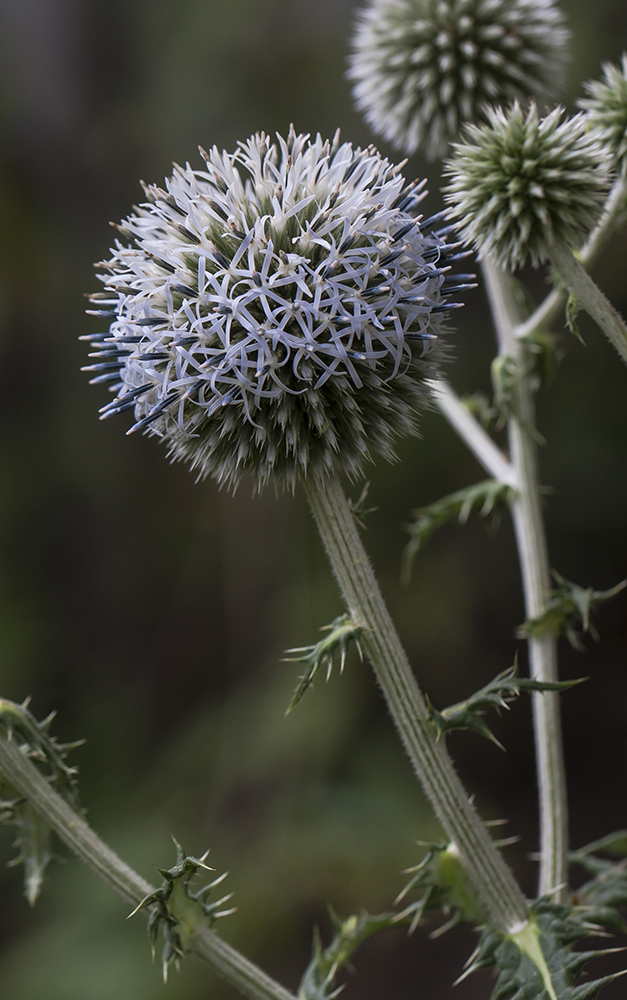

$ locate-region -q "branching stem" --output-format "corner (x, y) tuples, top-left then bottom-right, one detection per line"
(482, 258), (568, 900)
(304, 473), (528, 931)
(0, 733), (296, 1000)
(515, 176), (627, 341)
(429, 378), (518, 488)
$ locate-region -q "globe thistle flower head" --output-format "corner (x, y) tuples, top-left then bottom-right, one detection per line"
(84, 128), (470, 491)
(579, 54), (627, 175)
(443, 103), (613, 270)
(348, 0), (569, 161)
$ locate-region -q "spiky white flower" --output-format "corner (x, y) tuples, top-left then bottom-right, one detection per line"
(579, 54), (627, 175)
(348, 0), (569, 160)
(444, 103), (612, 270)
(84, 129), (470, 490)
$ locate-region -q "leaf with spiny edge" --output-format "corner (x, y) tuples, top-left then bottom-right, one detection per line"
(427, 662), (583, 748)
(523, 328), (561, 388)
(394, 841), (487, 935)
(298, 910), (402, 1000)
(284, 614), (366, 713)
(518, 573), (627, 649)
(565, 293), (586, 345)
(461, 391), (500, 431)
(462, 900), (627, 1000)
(491, 353), (522, 422)
(570, 830), (627, 933)
(347, 481), (378, 530)
(128, 837), (234, 982)
(403, 478), (513, 582)
(0, 698), (83, 904)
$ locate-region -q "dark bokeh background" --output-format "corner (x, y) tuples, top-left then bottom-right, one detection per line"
(0, 1), (626, 997)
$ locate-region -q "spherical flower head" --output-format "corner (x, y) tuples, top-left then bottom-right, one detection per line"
(443, 103), (612, 270)
(579, 54), (627, 176)
(348, 0), (569, 160)
(84, 129), (469, 491)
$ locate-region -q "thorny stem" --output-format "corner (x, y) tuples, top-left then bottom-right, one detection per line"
(0, 733), (296, 1000)
(304, 473), (528, 932)
(428, 377), (518, 488)
(547, 239), (627, 366)
(482, 258), (568, 900)
(515, 175), (627, 341)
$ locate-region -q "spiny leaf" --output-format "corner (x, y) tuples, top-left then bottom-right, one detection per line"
(518, 573), (626, 649)
(465, 901), (627, 1000)
(461, 391), (500, 430)
(0, 698), (83, 904)
(403, 479), (513, 582)
(284, 614), (366, 713)
(394, 841), (486, 934)
(491, 348), (547, 442)
(491, 353), (522, 421)
(128, 838), (234, 982)
(523, 328), (560, 388)
(427, 663), (582, 748)
(565, 293), (586, 345)
(347, 481), (377, 530)
(570, 830), (627, 933)
(298, 911), (401, 1000)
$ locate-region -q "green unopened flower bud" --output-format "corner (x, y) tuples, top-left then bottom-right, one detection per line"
(579, 54), (627, 175)
(85, 129), (470, 491)
(348, 0), (569, 160)
(444, 103), (612, 270)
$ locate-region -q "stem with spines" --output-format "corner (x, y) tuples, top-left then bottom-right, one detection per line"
(515, 176), (627, 342)
(0, 732), (296, 1000)
(482, 258), (568, 900)
(546, 239), (627, 366)
(304, 473), (528, 932)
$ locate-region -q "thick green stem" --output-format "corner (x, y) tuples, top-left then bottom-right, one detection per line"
(547, 239), (627, 366)
(515, 176), (627, 341)
(304, 474), (528, 931)
(0, 734), (296, 1000)
(482, 259), (568, 900)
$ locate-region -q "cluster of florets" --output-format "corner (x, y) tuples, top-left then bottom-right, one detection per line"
(85, 129), (470, 490)
(580, 54), (627, 175)
(444, 103), (612, 270)
(348, 0), (569, 160)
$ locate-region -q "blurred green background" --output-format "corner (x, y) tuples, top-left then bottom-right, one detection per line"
(0, 0), (626, 997)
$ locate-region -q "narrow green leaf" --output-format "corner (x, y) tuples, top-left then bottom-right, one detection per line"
(0, 698), (82, 904)
(403, 479), (513, 582)
(518, 573), (627, 648)
(128, 839), (233, 982)
(565, 293), (586, 345)
(427, 664), (583, 748)
(299, 911), (401, 1000)
(283, 614), (366, 712)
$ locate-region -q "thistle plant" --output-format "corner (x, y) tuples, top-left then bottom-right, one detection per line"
(580, 53), (627, 175)
(443, 103), (612, 270)
(2, 3), (627, 1000)
(348, 0), (569, 158)
(84, 128), (467, 490)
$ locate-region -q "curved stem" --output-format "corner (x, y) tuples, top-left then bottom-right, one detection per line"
(515, 176), (627, 341)
(0, 733), (296, 1000)
(482, 259), (568, 900)
(304, 473), (528, 932)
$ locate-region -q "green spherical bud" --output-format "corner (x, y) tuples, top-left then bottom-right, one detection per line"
(579, 54), (627, 175)
(348, 0), (569, 160)
(84, 129), (470, 491)
(443, 103), (612, 270)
